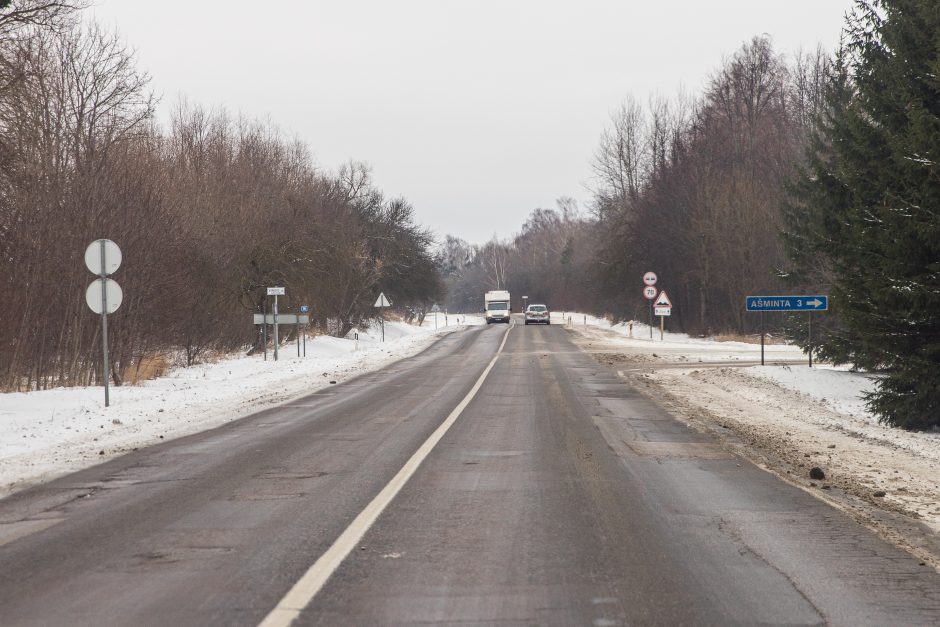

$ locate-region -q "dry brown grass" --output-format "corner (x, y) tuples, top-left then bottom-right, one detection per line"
(125, 354), (171, 384)
(712, 333), (788, 345)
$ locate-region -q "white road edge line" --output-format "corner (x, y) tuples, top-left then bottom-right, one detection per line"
(258, 323), (514, 627)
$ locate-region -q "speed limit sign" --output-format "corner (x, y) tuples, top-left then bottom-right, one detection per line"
(643, 285), (657, 299)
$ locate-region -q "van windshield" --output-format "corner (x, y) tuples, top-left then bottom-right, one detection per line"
(487, 302), (509, 310)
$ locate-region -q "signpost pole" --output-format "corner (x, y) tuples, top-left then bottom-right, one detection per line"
(649, 301), (653, 339)
(99, 241), (110, 408)
(381, 310), (385, 343)
(303, 323), (306, 357)
(808, 312), (813, 368)
(760, 311), (765, 366)
(262, 302), (268, 361)
(660, 313), (664, 341)
(273, 294), (279, 361)
(296, 316), (300, 357)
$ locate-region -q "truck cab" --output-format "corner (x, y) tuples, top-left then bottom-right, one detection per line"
(484, 290), (511, 324)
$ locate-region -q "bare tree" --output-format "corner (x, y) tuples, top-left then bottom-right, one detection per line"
(0, 1), (86, 36)
(591, 95), (647, 215)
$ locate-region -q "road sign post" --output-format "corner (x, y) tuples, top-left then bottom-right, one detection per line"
(374, 292), (391, 342)
(745, 295), (828, 367)
(300, 305), (309, 356)
(643, 272), (657, 339)
(809, 311), (813, 368)
(431, 303), (441, 330)
(267, 287), (285, 360)
(262, 301), (268, 361)
(84, 239), (122, 407)
(253, 312), (309, 361)
(654, 290), (672, 341)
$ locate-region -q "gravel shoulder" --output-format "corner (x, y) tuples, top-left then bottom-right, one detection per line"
(568, 324), (940, 571)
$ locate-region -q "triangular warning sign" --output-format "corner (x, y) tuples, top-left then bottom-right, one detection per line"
(374, 292), (391, 308)
(654, 290), (672, 307)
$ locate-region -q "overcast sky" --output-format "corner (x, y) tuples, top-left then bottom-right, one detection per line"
(90, 1), (853, 245)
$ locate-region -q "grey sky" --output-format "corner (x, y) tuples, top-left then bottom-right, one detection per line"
(90, 1), (853, 245)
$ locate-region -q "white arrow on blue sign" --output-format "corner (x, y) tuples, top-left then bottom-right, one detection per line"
(746, 295), (828, 311)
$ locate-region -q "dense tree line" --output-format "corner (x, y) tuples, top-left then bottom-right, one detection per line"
(590, 37), (830, 335)
(439, 198), (604, 314)
(784, 0), (940, 429)
(0, 2), (442, 391)
(445, 36), (829, 330)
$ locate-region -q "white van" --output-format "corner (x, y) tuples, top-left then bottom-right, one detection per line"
(484, 290), (511, 324)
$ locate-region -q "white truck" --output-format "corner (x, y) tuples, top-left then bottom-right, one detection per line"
(484, 290), (511, 324)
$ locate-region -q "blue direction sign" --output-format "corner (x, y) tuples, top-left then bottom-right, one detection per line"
(746, 295), (828, 312)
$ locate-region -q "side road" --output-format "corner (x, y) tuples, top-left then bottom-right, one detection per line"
(568, 324), (940, 571)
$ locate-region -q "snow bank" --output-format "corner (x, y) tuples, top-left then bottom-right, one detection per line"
(0, 319), (470, 497)
(557, 311), (806, 362)
(747, 365), (878, 423)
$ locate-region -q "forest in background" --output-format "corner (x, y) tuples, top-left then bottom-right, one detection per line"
(0, 2), (442, 391)
(443, 34), (828, 334)
(443, 1), (940, 429)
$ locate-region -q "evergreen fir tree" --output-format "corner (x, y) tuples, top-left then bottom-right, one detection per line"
(784, 0), (940, 429)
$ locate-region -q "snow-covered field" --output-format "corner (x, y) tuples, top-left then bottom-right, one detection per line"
(0, 314), (483, 497)
(566, 314), (940, 551)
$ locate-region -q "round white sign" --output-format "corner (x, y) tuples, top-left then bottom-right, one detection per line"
(84, 239), (122, 276)
(643, 286), (657, 299)
(643, 271), (657, 286)
(85, 278), (123, 314)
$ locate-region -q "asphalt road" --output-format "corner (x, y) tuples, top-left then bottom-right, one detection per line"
(2, 321), (940, 626)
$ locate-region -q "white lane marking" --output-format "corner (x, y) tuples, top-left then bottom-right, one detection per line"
(259, 323), (513, 627)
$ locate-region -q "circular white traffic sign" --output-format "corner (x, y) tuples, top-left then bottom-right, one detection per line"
(643, 285), (657, 299)
(643, 271), (657, 286)
(84, 239), (122, 276)
(85, 278), (123, 314)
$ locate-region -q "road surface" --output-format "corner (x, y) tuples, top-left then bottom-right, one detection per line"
(1, 322), (939, 625)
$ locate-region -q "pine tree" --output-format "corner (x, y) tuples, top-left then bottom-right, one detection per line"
(784, 0), (940, 429)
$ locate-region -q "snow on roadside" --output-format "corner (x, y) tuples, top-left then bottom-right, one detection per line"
(563, 311), (806, 362)
(0, 316), (482, 498)
(747, 365), (876, 423)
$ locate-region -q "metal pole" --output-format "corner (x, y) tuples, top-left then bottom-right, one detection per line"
(760, 311), (765, 366)
(303, 323), (306, 357)
(660, 314), (664, 341)
(296, 317), (300, 357)
(381, 309), (385, 342)
(262, 301), (268, 361)
(808, 312), (813, 368)
(99, 241), (110, 408)
(273, 294), (279, 361)
(649, 301), (653, 339)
